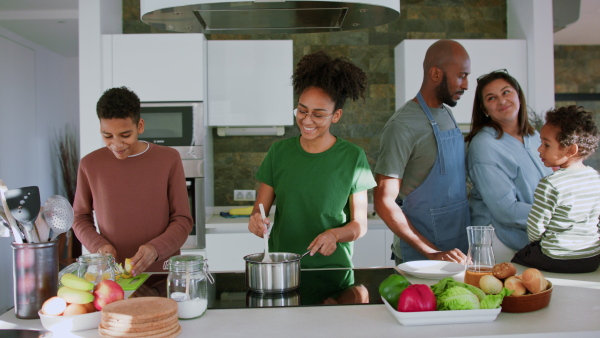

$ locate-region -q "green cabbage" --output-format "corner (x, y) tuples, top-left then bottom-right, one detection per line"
(431, 277), (486, 301)
(459, 282), (487, 301)
(480, 288), (514, 309)
(436, 286), (480, 311)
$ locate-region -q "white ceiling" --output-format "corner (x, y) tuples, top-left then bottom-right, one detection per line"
(0, 0), (598, 58)
(0, 0), (79, 57)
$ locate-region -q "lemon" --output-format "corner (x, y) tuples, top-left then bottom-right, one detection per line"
(84, 272), (97, 282)
(124, 258), (133, 274)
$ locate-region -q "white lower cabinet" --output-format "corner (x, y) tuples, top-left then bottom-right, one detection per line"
(205, 233), (263, 272)
(204, 223), (395, 271)
(352, 228), (396, 268)
(180, 248), (207, 258)
(384, 229), (397, 267)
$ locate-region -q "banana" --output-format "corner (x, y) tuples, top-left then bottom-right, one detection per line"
(61, 273), (94, 292)
(57, 286), (94, 304)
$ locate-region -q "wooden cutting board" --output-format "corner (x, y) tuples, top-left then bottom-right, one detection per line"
(117, 273), (150, 291)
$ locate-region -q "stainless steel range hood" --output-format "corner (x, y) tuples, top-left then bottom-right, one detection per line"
(140, 0), (400, 34)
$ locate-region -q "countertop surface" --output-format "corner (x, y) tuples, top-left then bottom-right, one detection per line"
(1, 264), (599, 337)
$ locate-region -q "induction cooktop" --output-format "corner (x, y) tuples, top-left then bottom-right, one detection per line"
(130, 267), (399, 309)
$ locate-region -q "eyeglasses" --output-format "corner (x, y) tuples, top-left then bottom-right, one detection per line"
(293, 108), (333, 125)
(477, 69), (509, 82)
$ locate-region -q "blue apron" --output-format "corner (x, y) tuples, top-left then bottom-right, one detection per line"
(397, 92), (470, 262)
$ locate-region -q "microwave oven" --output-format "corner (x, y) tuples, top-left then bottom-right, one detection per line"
(139, 102), (204, 147)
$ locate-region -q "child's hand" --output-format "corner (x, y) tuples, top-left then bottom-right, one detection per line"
(97, 243), (117, 259)
(130, 243), (158, 276)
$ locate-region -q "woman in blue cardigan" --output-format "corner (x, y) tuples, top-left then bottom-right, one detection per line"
(465, 70), (552, 263)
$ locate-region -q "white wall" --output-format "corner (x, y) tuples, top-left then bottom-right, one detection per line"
(395, 39), (528, 125)
(507, 0), (555, 117)
(0, 27), (79, 313)
(79, 0), (122, 159)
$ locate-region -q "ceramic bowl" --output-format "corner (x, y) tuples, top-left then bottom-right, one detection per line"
(501, 281), (553, 313)
(38, 310), (101, 332)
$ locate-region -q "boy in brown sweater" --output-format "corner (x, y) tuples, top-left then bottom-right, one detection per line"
(73, 87), (193, 274)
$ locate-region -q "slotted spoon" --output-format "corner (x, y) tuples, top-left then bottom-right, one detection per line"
(43, 195), (74, 242)
(259, 203), (273, 263)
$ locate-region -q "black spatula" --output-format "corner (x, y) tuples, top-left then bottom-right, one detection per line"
(4, 186), (41, 243)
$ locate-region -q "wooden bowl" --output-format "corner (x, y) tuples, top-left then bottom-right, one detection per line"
(501, 281), (553, 313)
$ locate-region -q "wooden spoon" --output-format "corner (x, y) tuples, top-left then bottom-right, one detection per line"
(259, 204), (273, 263)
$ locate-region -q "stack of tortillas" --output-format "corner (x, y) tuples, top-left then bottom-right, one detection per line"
(98, 297), (181, 337)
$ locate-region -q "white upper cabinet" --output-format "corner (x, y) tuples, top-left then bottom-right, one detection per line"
(207, 40), (294, 127)
(102, 33), (205, 102)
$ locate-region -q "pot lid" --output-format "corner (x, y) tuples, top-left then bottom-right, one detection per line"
(140, 0), (400, 34)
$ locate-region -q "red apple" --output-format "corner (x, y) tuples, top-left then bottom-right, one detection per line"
(92, 280), (124, 311)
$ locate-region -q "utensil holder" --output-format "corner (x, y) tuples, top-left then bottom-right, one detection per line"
(11, 240), (59, 319)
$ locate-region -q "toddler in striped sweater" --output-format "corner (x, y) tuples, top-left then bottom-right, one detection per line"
(512, 105), (600, 273)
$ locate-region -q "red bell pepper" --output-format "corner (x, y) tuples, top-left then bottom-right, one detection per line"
(397, 284), (437, 312)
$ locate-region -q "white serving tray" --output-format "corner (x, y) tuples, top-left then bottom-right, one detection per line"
(382, 297), (501, 326)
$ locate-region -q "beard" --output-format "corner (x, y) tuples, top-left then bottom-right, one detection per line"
(436, 73), (458, 107)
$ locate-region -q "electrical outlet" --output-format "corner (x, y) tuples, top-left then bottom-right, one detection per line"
(234, 189), (256, 201)
(234, 190), (244, 201)
(245, 190), (256, 201)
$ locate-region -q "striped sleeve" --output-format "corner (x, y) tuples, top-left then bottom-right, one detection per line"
(527, 179), (557, 242)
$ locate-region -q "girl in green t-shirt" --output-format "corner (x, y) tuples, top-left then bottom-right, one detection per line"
(247, 51), (376, 269)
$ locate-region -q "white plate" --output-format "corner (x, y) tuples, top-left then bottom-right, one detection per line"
(397, 260), (465, 279)
(382, 297), (501, 326)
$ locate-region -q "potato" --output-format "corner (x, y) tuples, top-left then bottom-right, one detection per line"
(83, 301), (97, 313)
(504, 275), (527, 296)
(492, 262), (517, 279)
(479, 274), (504, 295)
(41, 296), (67, 316)
(63, 303), (88, 316)
(521, 268), (548, 294)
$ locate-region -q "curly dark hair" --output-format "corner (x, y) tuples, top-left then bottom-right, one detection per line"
(96, 87), (141, 124)
(545, 105), (599, 159)
(292, 51), (367, 111)
(465, 71), (534, 144)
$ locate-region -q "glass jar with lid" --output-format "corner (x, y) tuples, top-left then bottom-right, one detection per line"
(164, 255), (214, 319)
(59, 253), (116, 285)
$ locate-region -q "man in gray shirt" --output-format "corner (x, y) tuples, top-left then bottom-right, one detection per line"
(374, 39), (471, 263)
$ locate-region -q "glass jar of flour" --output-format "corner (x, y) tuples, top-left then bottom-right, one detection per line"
(164, 255), (213, 319)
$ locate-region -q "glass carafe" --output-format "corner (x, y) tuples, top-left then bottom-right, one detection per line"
(59, 253), (116, 285)
(464, 226), (495, 288)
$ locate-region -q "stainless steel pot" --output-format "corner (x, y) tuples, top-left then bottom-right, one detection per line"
(246, 289), (300, 307)
(244, 252), (307, 293)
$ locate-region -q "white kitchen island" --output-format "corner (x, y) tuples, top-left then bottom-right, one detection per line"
(1, 265), (599, 337)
